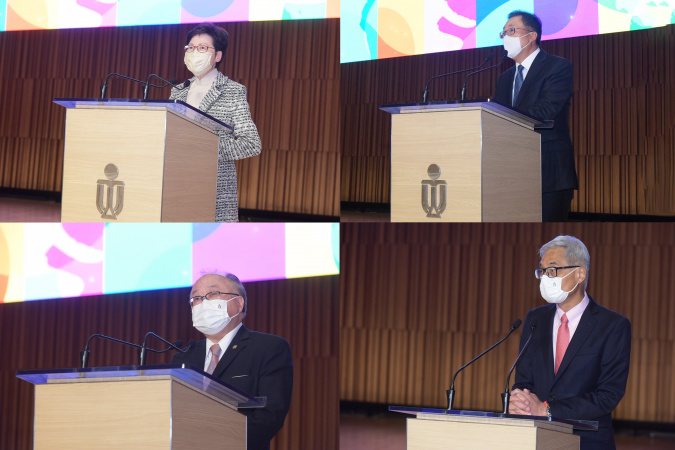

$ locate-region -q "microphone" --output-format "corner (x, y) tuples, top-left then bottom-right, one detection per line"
(139, 332), (192, 365)
(502, 318), (537, 414)
(142, 74), (181, 100)
(460, 49), (507, 101)
(80, 333), (145, 368)
(422, 52), (495, 103)
(446, 318), (522, 411)
(80, 334), (188, 368)
(99, 73), (174, 99)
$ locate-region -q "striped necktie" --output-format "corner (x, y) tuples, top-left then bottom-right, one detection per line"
(206, 344), (221, 375)
(513, 65), (524, 107)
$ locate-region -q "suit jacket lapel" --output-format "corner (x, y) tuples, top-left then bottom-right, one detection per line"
(199, 72), (228, 113)
(172, 79), (191, 103)
(515, 50), (547, 108)
(552, 296), (599, 384)
(540, 305), (556, 389)
(212, 325), (249, 379)
(184, 340), (207, 369)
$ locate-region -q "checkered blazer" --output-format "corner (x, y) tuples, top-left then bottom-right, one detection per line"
(170, 71), (261, 222)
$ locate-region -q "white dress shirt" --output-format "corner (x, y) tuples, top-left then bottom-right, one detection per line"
(204, 322), (243, 371)
(512, 46), (540, 100)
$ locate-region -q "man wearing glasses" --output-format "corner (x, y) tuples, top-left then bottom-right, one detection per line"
(170, 23), (262, 222)
(493, 11), (578, 222)
(173, 273), (293, 450)
(508, 235), (631, 449)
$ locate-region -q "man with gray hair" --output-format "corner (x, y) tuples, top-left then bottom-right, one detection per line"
(173, 273), (293, 450)
(508, 235), (631, 449)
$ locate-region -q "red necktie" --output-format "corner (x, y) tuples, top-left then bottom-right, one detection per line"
(206, 344), (221, 375)
(555, 314), (569, 375)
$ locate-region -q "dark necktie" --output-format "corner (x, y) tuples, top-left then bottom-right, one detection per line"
(513, 65), (524, 107)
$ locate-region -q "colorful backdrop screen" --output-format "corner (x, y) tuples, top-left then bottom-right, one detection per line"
(0, 0), (340, 32)
(341, 0), (675, 63)
(0, 222), (339, 303)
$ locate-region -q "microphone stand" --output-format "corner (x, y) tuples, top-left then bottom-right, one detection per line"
(460, 50), (507, 101)
(422, 52), (493, 103)
(447, 319), (521, 410)
(139, 331), (190, 365)
(142, 74), (180, 100)
(502, 320), (537, 413)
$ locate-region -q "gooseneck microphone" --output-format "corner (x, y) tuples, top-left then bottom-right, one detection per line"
(422, 52), (494, 103)
(99, 73), (180, 99)
(81, 333), (143, 368)
(138, 332), (192, 365)
(460, 49), (507, 101)
(446, 318), (522, 411)
(80, 333), (189, 368)
(502, 318), (537, 413)
(142, 74), (181, 100)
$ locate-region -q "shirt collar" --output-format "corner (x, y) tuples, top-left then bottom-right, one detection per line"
(556, 291), (589, 322)
(206, 322), (243, 354)
(517, 46), (540, 73)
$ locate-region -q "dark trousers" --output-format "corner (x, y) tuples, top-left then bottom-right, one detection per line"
(542, 189), (575, 222)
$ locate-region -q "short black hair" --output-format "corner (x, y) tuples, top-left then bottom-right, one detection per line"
(508, 10), (542, 46)
(186, 23), (229, 69)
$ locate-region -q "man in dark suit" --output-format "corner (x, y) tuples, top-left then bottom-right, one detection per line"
(509, 235), (631, 449)
(173, 273), (293, 450)
(493, 11), (579, 221)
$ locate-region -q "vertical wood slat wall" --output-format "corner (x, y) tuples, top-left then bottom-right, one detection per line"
(341, 25), (675, 216)
(340, 223), (675, 422)
(0, 275), (339, 450)
(0, 19), (339, 216)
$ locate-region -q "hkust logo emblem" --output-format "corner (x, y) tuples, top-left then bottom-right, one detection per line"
(421, 164), (447, 218)
(96, 163), (125, 219)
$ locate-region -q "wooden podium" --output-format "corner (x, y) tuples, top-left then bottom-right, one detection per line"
(390, 407), (598, 450)
(54, 99), (233, 222)
(381, 101), (548, 222)
(17, 365), (266, 449)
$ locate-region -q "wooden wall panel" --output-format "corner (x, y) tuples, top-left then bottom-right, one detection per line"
(340, 223), (675, 422)
(341, 25), (675, 216)
(0, 275), (339, 450)
(0, 19), (339, 216)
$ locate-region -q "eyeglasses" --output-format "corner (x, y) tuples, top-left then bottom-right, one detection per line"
(189, 291), (239, 307)
(534, 266), (580, 279)
(184, 44), (216, 53)
(499, 27), (532, 39)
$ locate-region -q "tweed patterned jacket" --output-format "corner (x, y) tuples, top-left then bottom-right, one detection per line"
(169, 71), (261, 222)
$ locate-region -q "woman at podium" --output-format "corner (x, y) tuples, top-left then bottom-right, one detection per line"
(170, 23), (262, 222)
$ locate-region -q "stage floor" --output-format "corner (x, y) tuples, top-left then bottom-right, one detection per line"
(0, 197), (60, 222)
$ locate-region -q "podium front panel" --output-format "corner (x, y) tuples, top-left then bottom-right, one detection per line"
(391, 109), (483, 222)
(61, 109), (168, 222)
(34, 379), (172, 448)
(407, 416), (579, 449)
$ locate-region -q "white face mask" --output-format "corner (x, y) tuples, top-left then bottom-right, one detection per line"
(184, 50), (214, 78)
(503, 32), (532, 59)
(191, 296), (239, 335)
(539, 268), (579, 304)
